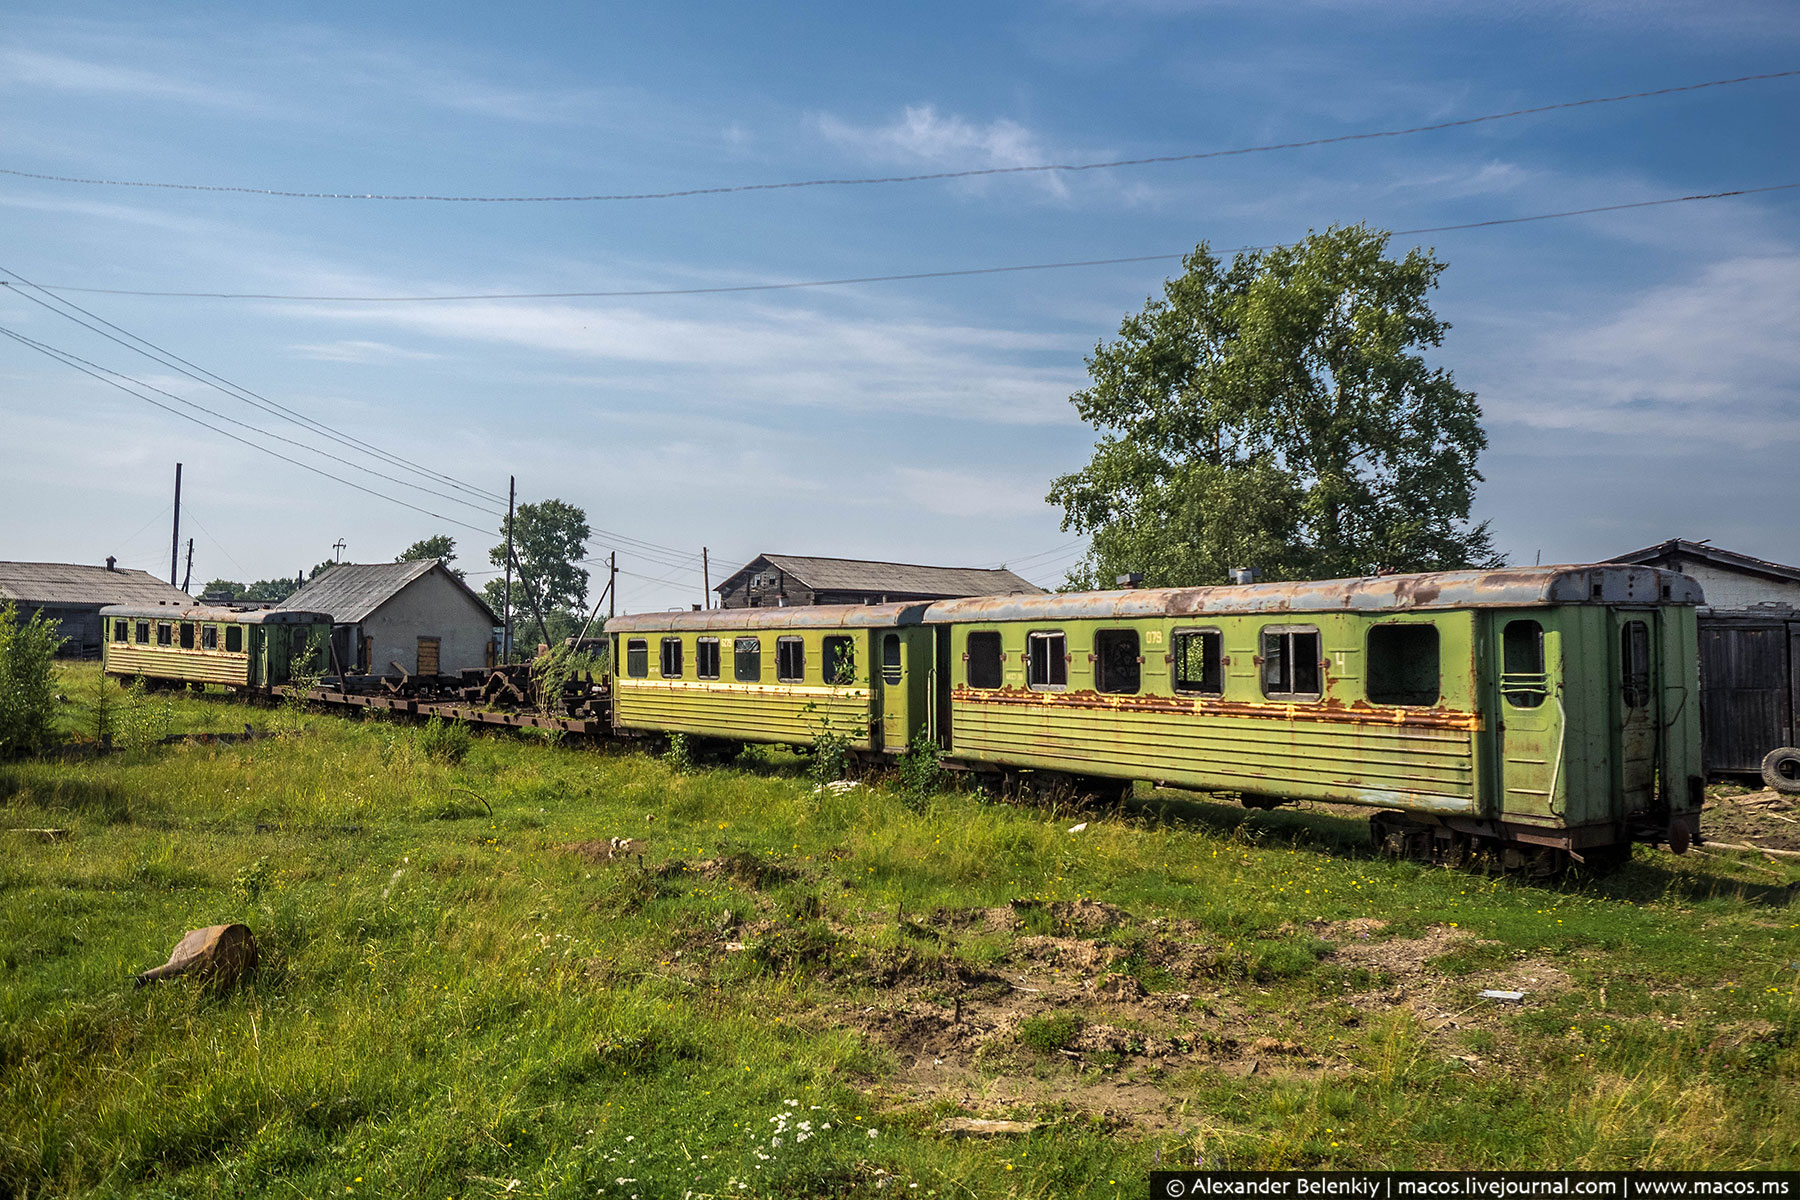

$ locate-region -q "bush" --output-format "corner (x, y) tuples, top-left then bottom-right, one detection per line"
(0, 601), (65, 760)
(897, 728), (946, 804)
(416, 716), (472, 763)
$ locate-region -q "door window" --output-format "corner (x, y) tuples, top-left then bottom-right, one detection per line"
(1501, 620), (1547, 708)
(881, 634), (902, 685)
(1621, 620), (1651, 708)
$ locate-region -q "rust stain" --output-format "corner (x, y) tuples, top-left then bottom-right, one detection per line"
(949, 686), (1482, 731)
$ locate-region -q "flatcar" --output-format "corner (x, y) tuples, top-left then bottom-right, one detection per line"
(609, 565), (1705, 871)
(100, 603), (333, 691)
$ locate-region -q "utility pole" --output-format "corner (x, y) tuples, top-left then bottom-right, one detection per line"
(702, 546), (710, 610)
(181, 538), (194, 593)
(502, 475), (516, 662)
(332, 538), (346, 563)
(169, 462), (183, 585)
(608, 552), (617, 619)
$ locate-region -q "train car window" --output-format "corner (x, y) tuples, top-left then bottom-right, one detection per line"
(660, 637), (683, 678)
(777, 636), (805, 682)
(179, 622), (196, 650)
(1173, 630), (1223, 695)
(1095, 629), (1140, 695)
(157, 623), (173, 647)
(735, 637), (762, 682)
(1261, 627), (1322, 699)
(112, 620), (127, 643)
(697, 637), (720, 680)
(966, 632), (1003, 689)
(625, 638), (649, 678)
(136, 620), (150, 643)
(1621, 620), (1651, 708)
(1367, 624), (1440, 706)
(1501, 620), (1547, 708)
(1027, 631), (1068, 690)
(202, 625), (219, 650)
(226, 626), (243, 653)
(881, 635), (903, 684)
(823, 636), (856, 685)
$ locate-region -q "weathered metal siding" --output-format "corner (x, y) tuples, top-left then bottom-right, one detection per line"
(947, 611), (1481, 812)
(104, 641), (251, 686)
(612, 628), (876, 748)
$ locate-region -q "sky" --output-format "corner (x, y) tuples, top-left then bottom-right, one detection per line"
(2, 2), (1796, 615)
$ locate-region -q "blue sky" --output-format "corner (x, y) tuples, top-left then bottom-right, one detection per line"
(2, 2), (1796, 613)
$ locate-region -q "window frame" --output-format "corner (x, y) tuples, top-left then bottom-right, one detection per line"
(624, 638), (649, 679)
(1093, 628), (1141, 695)
(776, 636), (805, 683)
(111, 619), (128, 643)
(201, 624), (219, 651)
(157, 622), (173, 647)
(965, 630), (1004, 690)
(734, 636), (762, 683)
(696, 636), (721, 680)
(1365, 622), (1441, 708)
(822, 635), (856, 686)
(1620, 620), (1651, 709)
(135, 620), (150, 644)
(1259, 625), (1323, 701)
(1026, 630), (1068, 692)
(1172, 627), (1225, 697)
(1501, 619), (1548, 709)
(226, 625), (243, 653)
(880, 634), (903, 685)
(660, 636), (683, 679)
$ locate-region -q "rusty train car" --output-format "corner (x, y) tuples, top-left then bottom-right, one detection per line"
(609, 565), (1705, 871)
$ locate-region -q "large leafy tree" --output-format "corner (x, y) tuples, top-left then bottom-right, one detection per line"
(1048, 225), (1499, 589)
(397, 534), (462, 579)
(483, 500), (591, 643)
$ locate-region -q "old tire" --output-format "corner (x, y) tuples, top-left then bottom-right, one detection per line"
(1762, 747), (1800, 796)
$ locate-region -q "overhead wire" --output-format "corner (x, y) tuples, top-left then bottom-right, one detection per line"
(1, 69), (1792, 203)
(0, 264), (508, 507)
(21, 181), (1797, 304)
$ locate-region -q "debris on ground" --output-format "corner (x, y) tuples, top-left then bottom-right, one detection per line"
(135, 924), (258, 991)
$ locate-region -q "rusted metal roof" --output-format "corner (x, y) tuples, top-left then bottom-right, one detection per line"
(921, 566), (1703, 624)
(100, 604), (331, 625)
(0, 561), (192, 608)
(717, 553), (1043, 599)
(607, 602), (932, 634)
(275, 560), (498, 625)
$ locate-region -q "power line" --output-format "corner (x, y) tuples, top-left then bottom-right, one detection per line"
(22, 181), (1798, 304)
(0, 265), (509, 507)
(0, 323), (496, 537)
(2, 69), (1792, 203)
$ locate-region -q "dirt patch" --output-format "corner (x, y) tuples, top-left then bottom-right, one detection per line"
(1702, 788), (1800, 853)
(1015, 935), (1129, 975)
(1010, 897), (1132, 935)
(1326, 923), (1474, 979)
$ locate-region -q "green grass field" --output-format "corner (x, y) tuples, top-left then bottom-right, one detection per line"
(2, 664), (1797, 1198)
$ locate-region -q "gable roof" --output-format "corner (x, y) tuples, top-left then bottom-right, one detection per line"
(0, 561), (192, 608)
(718, 553), (1044, 599)
(1607, 539), (1800, 586)
(277, 560), (497, 625)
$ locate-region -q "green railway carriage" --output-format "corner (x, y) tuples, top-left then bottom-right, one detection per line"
(100, 604), (333, 690)
(606, 604), (936, 753)
(922, 565), (1705, 865)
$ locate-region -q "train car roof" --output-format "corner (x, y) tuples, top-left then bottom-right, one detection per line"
(99, 603), (334, 624)
(921, 565), (1704, 624)
(606, 601), (932, 634)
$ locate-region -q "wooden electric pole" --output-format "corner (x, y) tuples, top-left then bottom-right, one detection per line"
(608, 552), (617, 619)
(702, 546), (709, 610)
(181, 538), (193, 593)
(169, 462), (183, 585)
(502, 475), (516, 662)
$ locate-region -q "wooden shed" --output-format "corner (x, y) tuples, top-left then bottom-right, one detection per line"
(0, 559), (193, 659)
(716, 553), (1043, 610)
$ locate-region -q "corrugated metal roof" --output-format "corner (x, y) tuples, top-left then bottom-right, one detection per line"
(921, 565), (1703, 624)
(607, 602), (931, 634)
(720, 554), (1044, 598)
(0, 561), (192, 608)
(276, 560), (498, 625)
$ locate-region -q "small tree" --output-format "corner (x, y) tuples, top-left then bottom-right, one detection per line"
(398, 535), (462, 579)
(1049, 225), (1499, 588)
(0, 602), (66, 759)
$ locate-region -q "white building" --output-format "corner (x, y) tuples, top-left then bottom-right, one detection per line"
(279, 560), (497, 677)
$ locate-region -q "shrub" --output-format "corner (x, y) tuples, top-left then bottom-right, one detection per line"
(897, 728), (945, 804)
(0, 602), (65, 759)
(417, 715), (472, 763)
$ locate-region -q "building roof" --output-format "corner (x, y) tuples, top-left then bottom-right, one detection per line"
(921, 564), (1703, 623)
(0, 560), (192, 608)
(276, 560), (498, 625)
(718, 553), (1044, 599)
(1607, 539), (1800, 586)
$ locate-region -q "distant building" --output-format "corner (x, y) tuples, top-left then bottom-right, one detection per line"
(1606, 539), (1800, 777)
(278, 560), (498, 676)
(0, 559), (192, 659)
(715, 553), (1044, 610)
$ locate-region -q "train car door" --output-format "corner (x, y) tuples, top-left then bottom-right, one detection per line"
(1612, 610), (1661, 811)
(1490, 613), (1562, 820)
(877, 629), (931, 753)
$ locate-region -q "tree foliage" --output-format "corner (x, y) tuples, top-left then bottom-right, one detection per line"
(0, 601), (65, 759)
(397, 535), (462, 578)
(483, 500), (592, 649)
(1048, 225), (1499, 589)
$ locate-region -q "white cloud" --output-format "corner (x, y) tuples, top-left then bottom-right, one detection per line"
(289, 340), (442, 364)
(815, 105), (1080, 198)
(0, 46), (251, 107)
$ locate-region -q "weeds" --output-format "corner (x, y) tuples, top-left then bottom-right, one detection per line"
(666, 732), (694, 773)
(897, 727), (946, 804)
(0, 600), (64, 759)
(416, 715), (472, 763)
